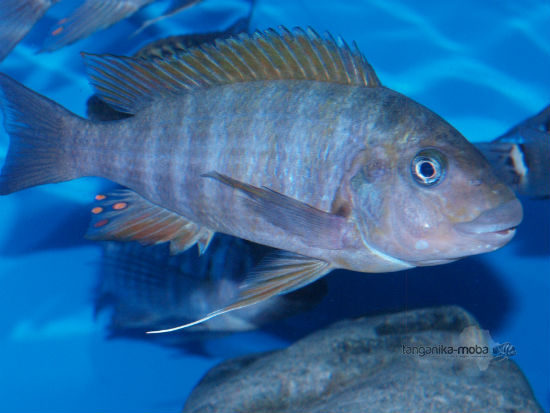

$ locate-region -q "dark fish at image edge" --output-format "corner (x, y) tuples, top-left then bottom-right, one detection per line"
(475, 105), (550, 199)
(0, 27), (523, 333)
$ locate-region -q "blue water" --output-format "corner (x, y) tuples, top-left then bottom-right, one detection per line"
(0, 0), (549, 411)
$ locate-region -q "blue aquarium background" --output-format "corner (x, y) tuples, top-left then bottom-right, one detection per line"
(0, 0), (548, 411)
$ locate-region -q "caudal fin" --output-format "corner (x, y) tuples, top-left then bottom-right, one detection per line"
(0, 74), (83, 195)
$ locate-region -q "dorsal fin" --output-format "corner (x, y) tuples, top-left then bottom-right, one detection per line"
(82, 26), (381, 114)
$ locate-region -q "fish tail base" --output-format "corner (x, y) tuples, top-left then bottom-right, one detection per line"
(0, 74), (83, 194)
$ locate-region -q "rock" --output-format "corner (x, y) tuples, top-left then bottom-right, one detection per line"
(183, 306), (542, 413)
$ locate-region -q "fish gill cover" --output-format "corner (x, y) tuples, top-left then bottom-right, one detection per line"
(0, 0), (548, 412)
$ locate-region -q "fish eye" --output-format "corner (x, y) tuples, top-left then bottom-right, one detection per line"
(411, 149), (447, 187)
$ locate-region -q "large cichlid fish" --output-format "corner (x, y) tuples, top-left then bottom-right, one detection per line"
(0, 27), (522, 332)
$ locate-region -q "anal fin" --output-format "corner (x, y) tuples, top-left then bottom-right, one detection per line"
(147, 251), (331, 333)
(87, 189), (214, 255)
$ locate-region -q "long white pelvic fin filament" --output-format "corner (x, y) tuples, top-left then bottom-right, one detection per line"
(146, 309), (228, 334)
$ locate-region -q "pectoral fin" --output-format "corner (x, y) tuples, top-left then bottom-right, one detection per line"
(87, 190), (214, 255)
(147, 251), (331, 333)
(202, 171), (346, 249)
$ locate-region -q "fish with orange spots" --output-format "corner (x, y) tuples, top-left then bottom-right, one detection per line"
(0, 0), (204, 59)
(42, 0), (203, 52)
(0, 27), (522, 332)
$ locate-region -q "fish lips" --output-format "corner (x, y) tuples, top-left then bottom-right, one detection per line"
(453, 199), (523, 244)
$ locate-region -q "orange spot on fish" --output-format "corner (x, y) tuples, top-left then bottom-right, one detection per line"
(91, 207), (103, 214)
(95, 194), (106, 201)
(113, 202), (127, 210)
(52, 27), (63, 36)
(94, 219), (109, 228)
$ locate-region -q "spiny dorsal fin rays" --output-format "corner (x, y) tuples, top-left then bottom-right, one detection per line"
(82, 26), (382, 114)
(147, 251), (331, 334)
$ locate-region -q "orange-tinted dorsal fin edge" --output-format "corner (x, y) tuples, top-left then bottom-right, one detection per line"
(82, 26), (381, 114)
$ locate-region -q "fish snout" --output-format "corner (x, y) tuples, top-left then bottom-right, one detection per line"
(453, 199), (523, 243)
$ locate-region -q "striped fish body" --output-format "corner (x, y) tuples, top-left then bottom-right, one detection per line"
(0, 28), (523, 331)
(81, 80), (406, 272)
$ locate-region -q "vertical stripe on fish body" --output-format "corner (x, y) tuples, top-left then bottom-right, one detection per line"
(85, 81), (373, 249)
(0, 27), (523, 331)
(84, 80), (382, 267)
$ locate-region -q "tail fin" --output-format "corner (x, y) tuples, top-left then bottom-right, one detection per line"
(0, 74), (82, 194)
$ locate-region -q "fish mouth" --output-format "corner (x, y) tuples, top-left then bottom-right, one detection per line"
(453, 199), (523, 243)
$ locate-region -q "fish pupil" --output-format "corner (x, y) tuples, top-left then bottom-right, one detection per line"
(419, 161), (436, 178)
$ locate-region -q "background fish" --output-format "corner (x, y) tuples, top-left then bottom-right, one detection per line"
(0, 0), (58, 62)
(96, 238), (326, 344)
(0, 28), (522, 331)
(0, 0), (206, 59)
(42, 0), (203, 52)
(475, 105), (549, 199)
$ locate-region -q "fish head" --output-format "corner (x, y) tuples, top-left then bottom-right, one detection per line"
(350, 94), (523, 266)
